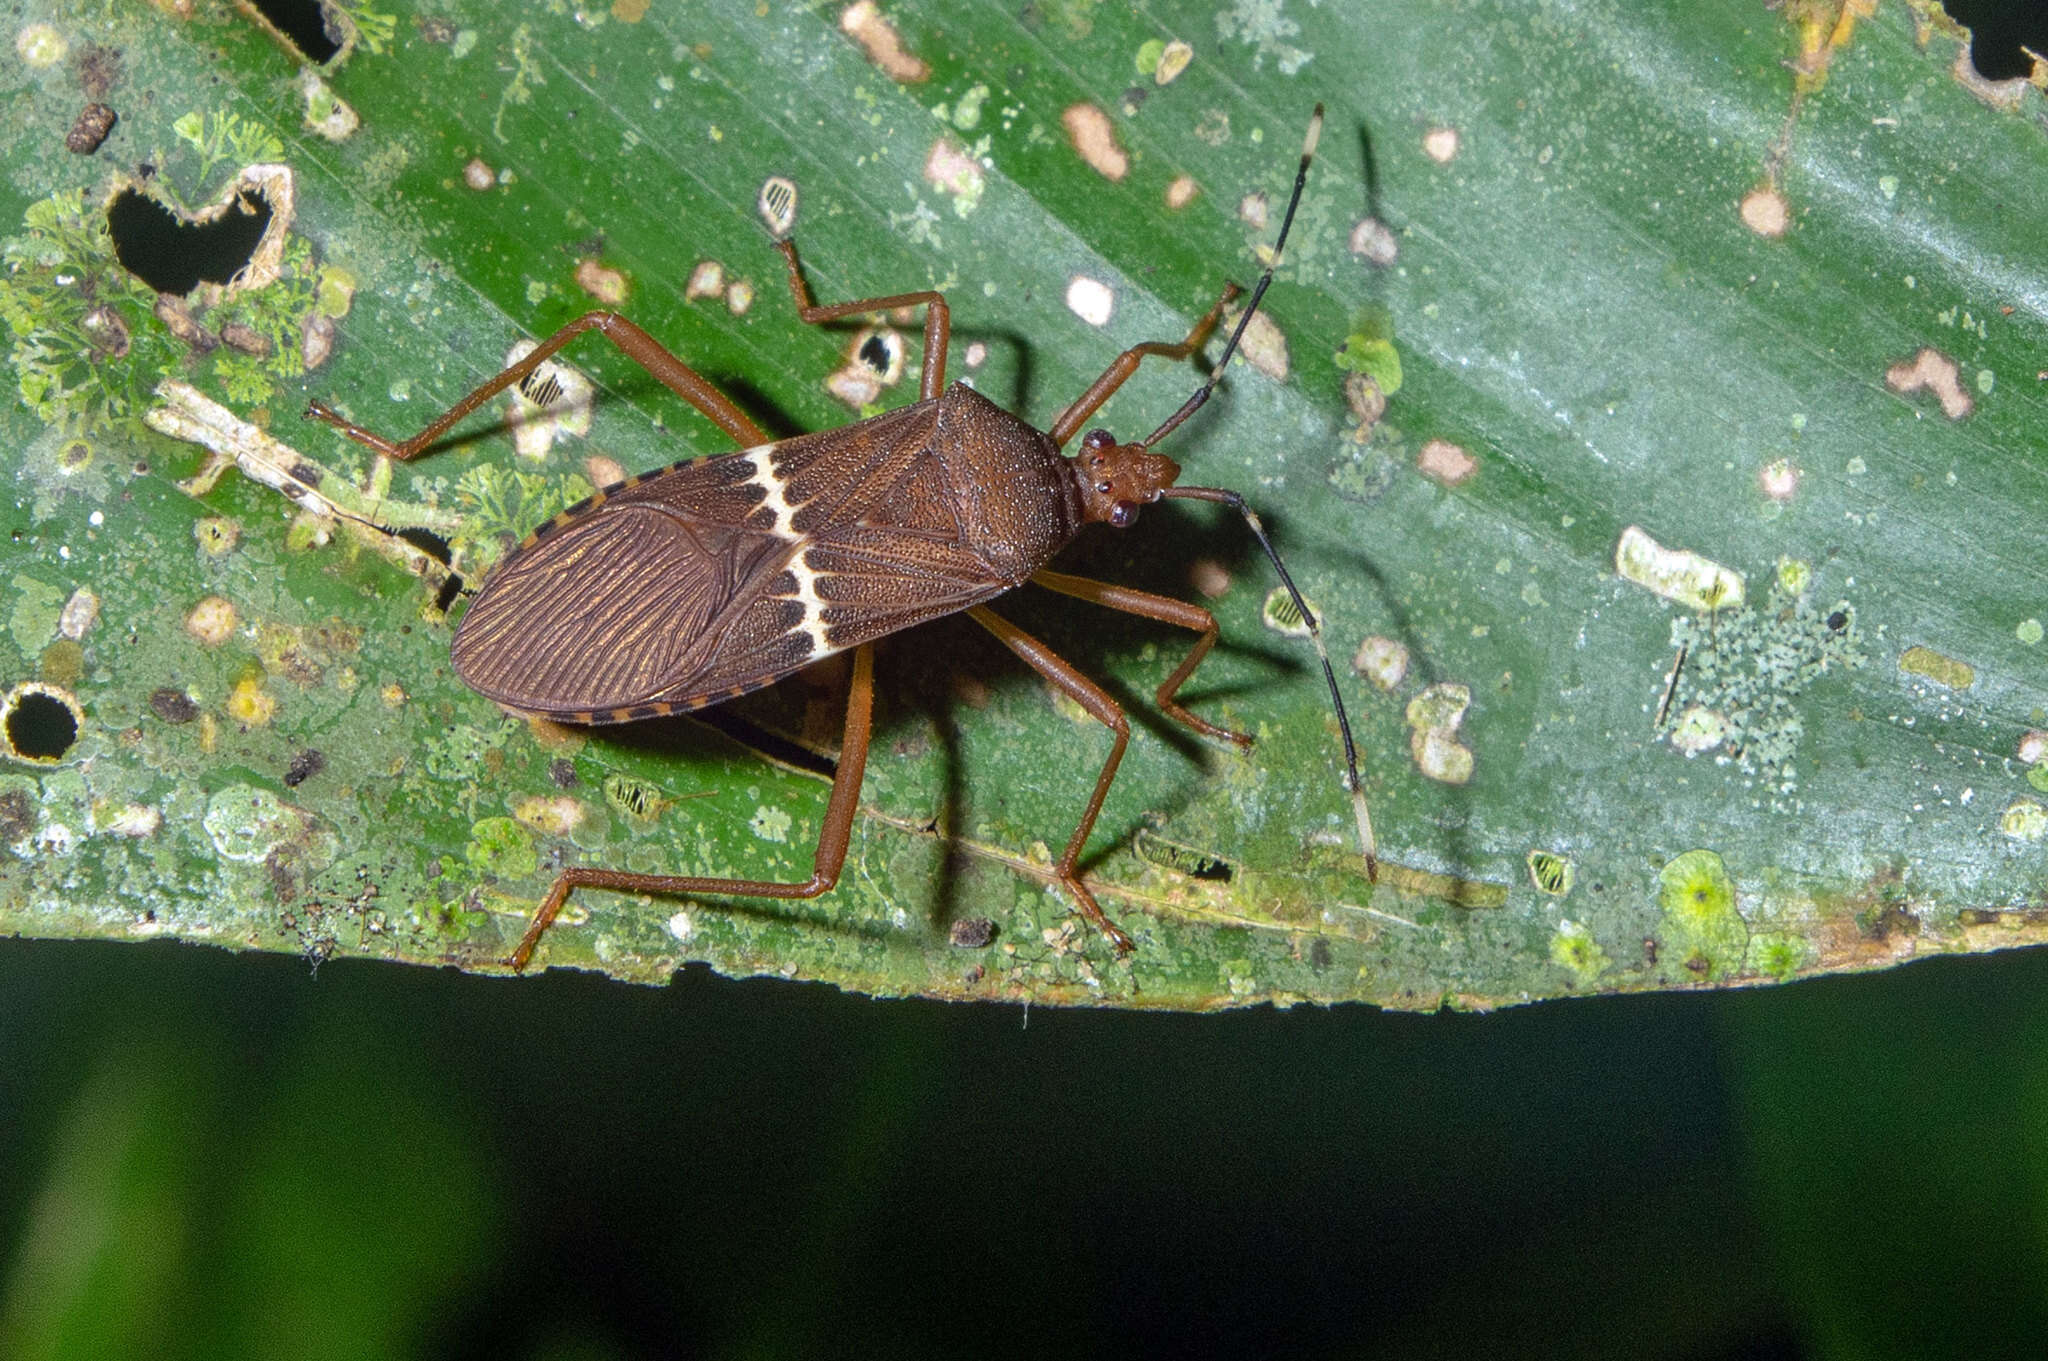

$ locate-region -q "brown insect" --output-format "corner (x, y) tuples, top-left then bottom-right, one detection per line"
(308, 105), (1373, 970)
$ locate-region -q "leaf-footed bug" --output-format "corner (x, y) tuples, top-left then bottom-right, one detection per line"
(307, 105), (1373, 970)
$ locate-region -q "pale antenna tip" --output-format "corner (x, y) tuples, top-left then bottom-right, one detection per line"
(1303, 104), (1325, 158)
(1350, 782), (1377, 881)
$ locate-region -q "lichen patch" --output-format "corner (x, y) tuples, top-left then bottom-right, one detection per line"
(514, 795), (584, 836)
(1188, 559), (1231, 599)
(826, 365), (881, 409)
(58, 589), (99, 640)
(1352, 635), (1408, 691)
(1898, 644), (1974, 691)
(750, 805), (793, 843)
(1668, 705), (1728, 756)
(1422, 127), (1460, 163)
(1614, 526), (1745, 612)
(1349, 216), (1398, 266)
(100, 804), (161, 838)
(186, 596), (237, 645)
(839, 1), (929, 82)
(1549, 918), (1608, 980)
(685, 259), (725, 300)
(1062, 103), (1129, 181)
(298, 69), (359, 141)
(15, 24), (65, 68)
(1759, 458), (1800, 501)
(1224, 305), (1287, 380)
(924, 137), (985, 215)
(2000, 799), (2048, 842)
(1405, 683), (1473, 784)
(1154, 39), (1194, 85)
(1655, 581), (1862, 798)
(1165, 175), (1199, 211)
(1657, 849), (1746, 980)
(226, 674), (278, 725)
(1886, 347), (1974, 420)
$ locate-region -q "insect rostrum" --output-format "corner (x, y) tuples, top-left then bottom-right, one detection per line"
(307, 106), (1371, 971)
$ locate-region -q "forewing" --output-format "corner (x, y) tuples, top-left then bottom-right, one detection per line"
(452, 400), (1017, 720)
(452, 501), (796, 718)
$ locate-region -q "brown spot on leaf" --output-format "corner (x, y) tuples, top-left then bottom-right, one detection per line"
(1886, 346), (1974, 419)
(839, 1), (929, 83)
(1062, 102), (1129, 181)
(574, 258), (628, 305)
(1739, 185), (1790, 237)
(1417, 438), (1477, 486)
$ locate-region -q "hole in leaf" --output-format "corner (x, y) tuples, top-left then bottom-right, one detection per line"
(107, 187), (273, 295)
(247, 0), (343, 64)
(4, 688), (80, 761)
(1942, 0), (2048, 80)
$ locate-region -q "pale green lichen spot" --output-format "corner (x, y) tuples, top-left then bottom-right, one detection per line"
(1898, 644), (1975, 691)
(1550, 919), (1609, 983)
(465, 816), (538, 880)
(1999, 799), (2048, 842)
(1656, 849), (1747, 980)
(750, 805), (793, 844)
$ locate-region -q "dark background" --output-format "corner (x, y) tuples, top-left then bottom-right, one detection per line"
(3, 932), (2047, 1359)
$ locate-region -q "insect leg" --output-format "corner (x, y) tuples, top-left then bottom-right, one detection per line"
(306, 312), (769, 460)
(775, 240), (951, 399)
(504, 644), (877, 971)
(1047, 283), (1239, 449)
(966, 606), (1137, 954)
(1029, 570), (1251, 751)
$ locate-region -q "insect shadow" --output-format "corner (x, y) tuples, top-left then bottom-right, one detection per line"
(1320, 537), (1483, 882)
(553, 705), (908, 945)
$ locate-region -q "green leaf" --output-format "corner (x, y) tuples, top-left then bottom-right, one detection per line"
(2, 1), (2045, 1007)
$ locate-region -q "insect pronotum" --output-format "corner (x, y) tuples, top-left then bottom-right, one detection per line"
(308, 104), (1373, 970)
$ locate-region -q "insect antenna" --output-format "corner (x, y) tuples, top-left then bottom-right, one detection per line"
(1147, 104), (1379, 879)
(1142, 103), (1323, 451)
(1165, 485), (1376, 880)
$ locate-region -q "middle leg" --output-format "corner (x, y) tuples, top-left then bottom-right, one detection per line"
(1030, 570), (1252, 751)
(967, 606), (1136, 953)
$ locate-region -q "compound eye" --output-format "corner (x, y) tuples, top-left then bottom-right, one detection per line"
(1082, 428), (1116, 452)
(1109, 499), (1139, 528)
